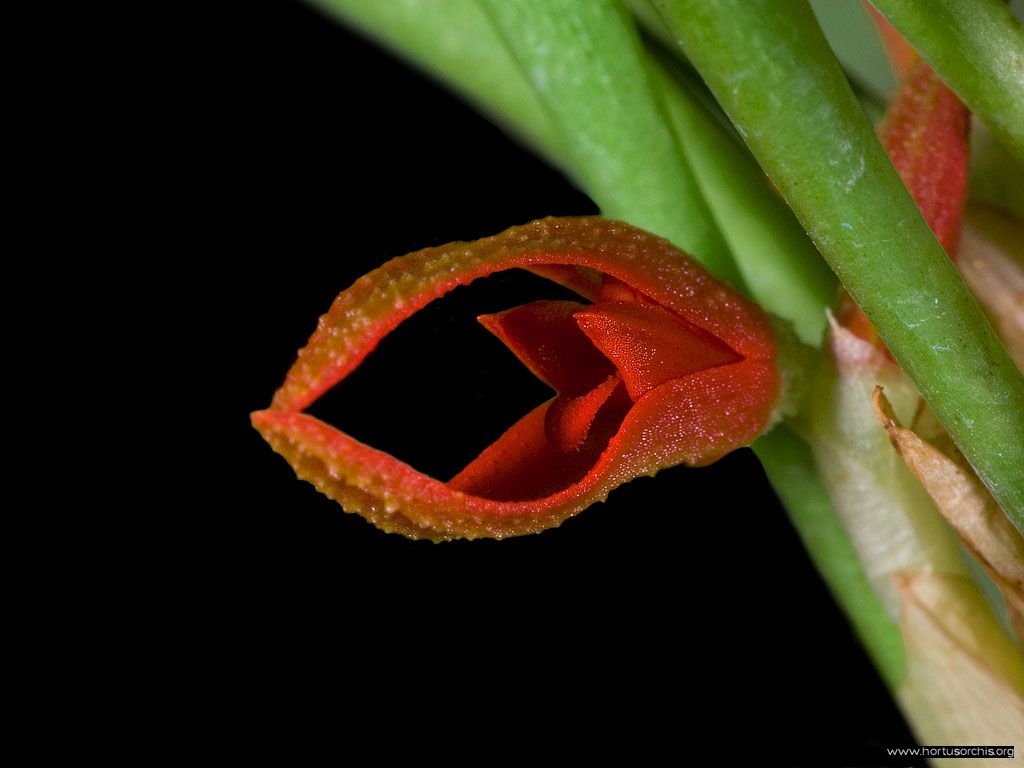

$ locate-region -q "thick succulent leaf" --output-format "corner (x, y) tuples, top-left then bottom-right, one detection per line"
(654, 0), (1024, 528)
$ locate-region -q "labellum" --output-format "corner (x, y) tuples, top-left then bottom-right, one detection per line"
(253, 217), (779, 540)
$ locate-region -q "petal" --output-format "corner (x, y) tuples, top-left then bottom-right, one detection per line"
(477, 300), (614, 395)
(868, 5), (969, 234)
(252, 356), (771, 541)
(878, 60), (970, 257)
(609, 358), (779, 470)
(574, 301), (741, 400)
(445, 400), (582, 502)
(596, 274), (648, 304)
(545, 373), (624, 452)
(447, 376), (630, 501)
(251, 404), (626, 540)
(270, 217), (774, 412)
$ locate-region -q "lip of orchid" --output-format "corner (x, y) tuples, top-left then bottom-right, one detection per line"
(252, 217), (780, 540)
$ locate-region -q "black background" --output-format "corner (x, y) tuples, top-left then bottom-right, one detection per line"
(215, 2), (925, 763)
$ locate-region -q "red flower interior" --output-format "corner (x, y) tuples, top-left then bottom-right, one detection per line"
(450, 291), (742, 501)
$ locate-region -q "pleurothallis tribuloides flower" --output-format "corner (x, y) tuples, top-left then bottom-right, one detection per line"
(837, 4), (970, 348)
(252, 217), (782, 541)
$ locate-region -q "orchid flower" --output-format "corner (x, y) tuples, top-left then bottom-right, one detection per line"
(253, 218), (780, 540)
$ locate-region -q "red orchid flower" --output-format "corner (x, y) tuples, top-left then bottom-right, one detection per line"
(252, 217), (779, 540)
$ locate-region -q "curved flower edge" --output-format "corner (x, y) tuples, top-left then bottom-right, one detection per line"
(253, 217), (779, 541)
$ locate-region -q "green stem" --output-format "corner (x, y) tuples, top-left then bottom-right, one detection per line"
(754, 427), (904, 687)
(870, 0), (1024, 169)
(654, 0), (1024, 530)
(629, 0), (890, 121)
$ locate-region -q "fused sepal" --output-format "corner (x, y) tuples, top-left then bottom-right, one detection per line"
(253, 217), (780, 540)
